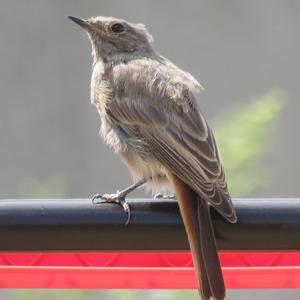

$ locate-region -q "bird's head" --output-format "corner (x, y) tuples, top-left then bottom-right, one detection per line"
(68, 16), (154, 62)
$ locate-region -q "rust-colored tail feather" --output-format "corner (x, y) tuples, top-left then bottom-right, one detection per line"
(171, 174), (225, 300)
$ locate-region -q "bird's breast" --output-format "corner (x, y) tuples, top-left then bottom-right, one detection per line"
(100, 115), (170, 192)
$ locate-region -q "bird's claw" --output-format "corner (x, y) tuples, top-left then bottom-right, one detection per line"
(118, 197), (131, 225)
(154, 193), (176, 199)
(92, 192), (131, 225)
(92, 193), (120, 204)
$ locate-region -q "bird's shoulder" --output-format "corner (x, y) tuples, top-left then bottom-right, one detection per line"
(111, 56), (203, 111)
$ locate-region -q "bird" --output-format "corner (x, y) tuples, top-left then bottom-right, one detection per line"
(68, 15), (237, 300)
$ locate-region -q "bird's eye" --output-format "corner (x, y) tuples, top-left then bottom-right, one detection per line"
(111, 23), (125, 33)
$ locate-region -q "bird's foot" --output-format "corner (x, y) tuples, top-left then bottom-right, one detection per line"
(154, 193), (176, 200)
(92, 191), (131, 225)
(92, 178), (150, 225)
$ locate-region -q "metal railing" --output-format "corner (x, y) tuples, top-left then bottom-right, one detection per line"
(0, 198), (299, 251)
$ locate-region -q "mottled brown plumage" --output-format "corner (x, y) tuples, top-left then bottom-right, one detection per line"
(69, 15), (237, 299)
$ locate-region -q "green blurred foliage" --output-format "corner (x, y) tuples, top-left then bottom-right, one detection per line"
(11, 90), (285, 300)
(18, 175), (66, 198)
(214, 90), (286, 196)
(10, 290), (96, 300)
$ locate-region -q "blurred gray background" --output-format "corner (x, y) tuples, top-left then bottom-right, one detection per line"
(0, 0), (299, 299)
(1, 0), (299, 199)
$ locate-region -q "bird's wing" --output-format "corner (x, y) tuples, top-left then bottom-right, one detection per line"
(106, 68), (236, 223)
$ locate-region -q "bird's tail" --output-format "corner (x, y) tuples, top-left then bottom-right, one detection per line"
(171, 174), (225, 300)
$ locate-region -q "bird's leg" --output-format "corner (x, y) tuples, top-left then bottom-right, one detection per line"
(154, 193), (176, 200)
(92, 177), (149, 225)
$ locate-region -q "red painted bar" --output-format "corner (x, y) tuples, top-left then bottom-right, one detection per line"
(0, 252), (299, 289)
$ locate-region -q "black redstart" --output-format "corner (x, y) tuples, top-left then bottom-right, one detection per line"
(69, 16), (237, 300)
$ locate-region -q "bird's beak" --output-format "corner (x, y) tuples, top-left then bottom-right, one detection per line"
(68, 16), (107, 37)
(68, 16), (90, 29)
